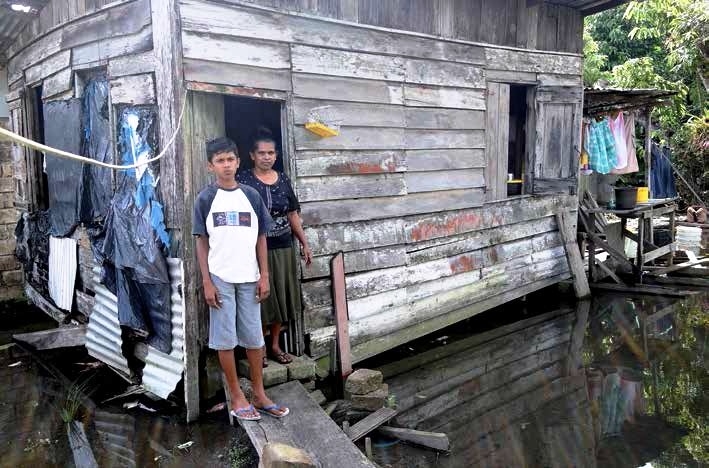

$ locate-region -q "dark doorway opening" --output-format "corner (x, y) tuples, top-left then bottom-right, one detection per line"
(28, 85), (49, 210)
(223, 95), (284, 173)
(507, 85), (530, 197)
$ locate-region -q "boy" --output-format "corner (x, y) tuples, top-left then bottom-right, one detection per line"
(193, 137), (289, 420)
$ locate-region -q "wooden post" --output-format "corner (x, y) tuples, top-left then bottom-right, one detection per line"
(636, 213), (645, 284)
(645, 109), (652, 195)
(566, 300), (590, 376)
(150, 0), (197, 422)
(331, 252), (353, 382)
(556, 210), (591, 298)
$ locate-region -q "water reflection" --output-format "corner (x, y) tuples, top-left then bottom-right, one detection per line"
(376, 292), (708, 467)
(0, 292), (706, 467)
(0, 309), (256, 468)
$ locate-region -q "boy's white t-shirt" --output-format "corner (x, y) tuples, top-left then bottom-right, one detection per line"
(192, 184), (273, 283)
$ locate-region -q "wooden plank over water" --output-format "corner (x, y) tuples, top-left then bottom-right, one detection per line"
(348, 407), (398, 442)
(238, 381), (375, 467)
(13, 326), (87, 350)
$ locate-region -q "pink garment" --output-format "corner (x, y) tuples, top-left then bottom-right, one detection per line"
(612, 112), (639, 174)
(610, 112), (628, 170)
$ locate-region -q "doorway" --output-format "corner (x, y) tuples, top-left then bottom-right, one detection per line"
(223, 95), (284, 172)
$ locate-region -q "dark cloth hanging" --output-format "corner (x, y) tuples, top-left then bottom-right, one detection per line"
(80, 79), (113, 223)
(97, 107), (172, 354)
(650, 143), (677, 199)
(44, 99), (84, 237)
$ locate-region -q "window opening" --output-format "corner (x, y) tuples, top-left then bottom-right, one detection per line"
(507, 85), (529, 197)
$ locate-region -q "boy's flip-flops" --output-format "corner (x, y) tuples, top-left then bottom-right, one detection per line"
(231, 405), (261, 421)
(256, 403), (290, 418)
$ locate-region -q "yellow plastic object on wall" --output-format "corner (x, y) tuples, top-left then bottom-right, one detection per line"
(305, 122), (339, 138)
(636, 186), (649, 203)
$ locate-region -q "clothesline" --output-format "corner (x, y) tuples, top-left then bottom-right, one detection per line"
(0, 91), (188, 170)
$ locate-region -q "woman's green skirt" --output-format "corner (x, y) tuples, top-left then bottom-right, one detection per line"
(261, 245), (302, 326)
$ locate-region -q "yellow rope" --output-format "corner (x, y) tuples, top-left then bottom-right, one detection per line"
(0, 91), (188, 170)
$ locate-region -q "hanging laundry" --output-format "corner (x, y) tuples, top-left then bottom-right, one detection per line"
(651, 143), (678, 199)
(609, 112), (628, 170)
(580, 122), (594, 175)
(613, 112), (639, 174)
(588, 117), (618, 174)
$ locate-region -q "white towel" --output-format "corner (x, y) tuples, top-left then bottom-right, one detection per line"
(48, 236), (78, 311)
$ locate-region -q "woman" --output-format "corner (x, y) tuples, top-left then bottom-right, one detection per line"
(237, 128), (312, 366)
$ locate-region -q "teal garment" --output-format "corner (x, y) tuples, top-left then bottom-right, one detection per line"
(588, 118), (618, 174)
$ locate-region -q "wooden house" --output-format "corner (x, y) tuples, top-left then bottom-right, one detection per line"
(1, 0), (622, 420)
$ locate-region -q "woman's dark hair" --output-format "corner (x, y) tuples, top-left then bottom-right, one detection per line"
(206, 137), (237, 162)
(251, 126), (276, 153)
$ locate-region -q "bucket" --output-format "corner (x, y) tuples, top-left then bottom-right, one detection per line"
(615, 187), (638, 210)
(636, 186), (649, 203)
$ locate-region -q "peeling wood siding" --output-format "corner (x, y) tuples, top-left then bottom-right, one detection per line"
(177, 0), (584, 361)
(235, 0), (582, 53)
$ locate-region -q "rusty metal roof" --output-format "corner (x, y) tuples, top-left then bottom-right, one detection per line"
(0, 1), (47, 64)
(584, 88), (678, 115)
(540, 0), (629, 16)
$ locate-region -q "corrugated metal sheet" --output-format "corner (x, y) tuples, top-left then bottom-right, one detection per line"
(48, 236), (77, 310)
(85, 259), (185, 399)
(142, 258), (185, 399)
(86, 268), (130, 376)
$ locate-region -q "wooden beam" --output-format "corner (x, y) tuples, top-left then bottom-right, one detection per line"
(641, 244), (674, 264)
(590, 283), (697, 297)
(645, 275), (709, 288)
(645, 258), (709, 276)
(594, 258), (624, 284)
(331, 252), (353, 381)
(25, 284), (68, 323)
(556, 210), (590, 298)
(150, 0), (193, 421)
(377, 426), (450, 451)
(238, 381), (375, 467)
(13, 326), (86, 350)
(348, 407), (398, 442)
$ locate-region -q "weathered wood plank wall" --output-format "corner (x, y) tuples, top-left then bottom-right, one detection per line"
(5, 0), (157, 212)
(179, 0), (583, 361)
(239, 0), (583, 53)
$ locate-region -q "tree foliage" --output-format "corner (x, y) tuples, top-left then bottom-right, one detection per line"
(585, 0), (708, 204)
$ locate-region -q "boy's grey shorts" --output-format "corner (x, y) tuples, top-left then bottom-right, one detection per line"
(208, 274), (265, 350)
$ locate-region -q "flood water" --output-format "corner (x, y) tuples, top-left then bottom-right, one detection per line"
(0, 288), (707, 468)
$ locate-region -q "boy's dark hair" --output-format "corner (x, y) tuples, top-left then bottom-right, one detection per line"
(206, 137), (237, 162)
(251, 126), (276, 153)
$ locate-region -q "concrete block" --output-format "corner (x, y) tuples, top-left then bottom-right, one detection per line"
(0, 285), (23, 301)
(0, 208), (18, 225)
(238, 358), (287, 388)
(0, 255), (20, 271)
(286, 355), (316, 381)
(261, 443), (316, 468)
(0, 239), (14, 256)
(308, 389), (327, 406)
(0, 178), (13, 193)
(349, 384), (389, 411)
(2, 270), (23, 286)
(344, 369), (383, 395)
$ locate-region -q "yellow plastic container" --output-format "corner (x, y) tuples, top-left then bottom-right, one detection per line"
(305, 122), (339, 138)
(636, 186), (649, 203)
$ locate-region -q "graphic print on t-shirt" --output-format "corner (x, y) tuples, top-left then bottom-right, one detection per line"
(212, 211), (252, 227)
